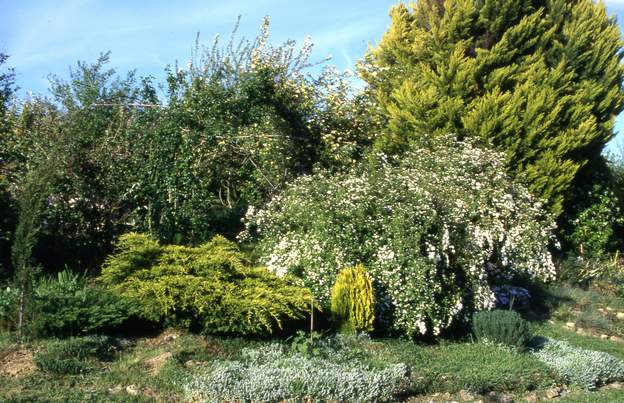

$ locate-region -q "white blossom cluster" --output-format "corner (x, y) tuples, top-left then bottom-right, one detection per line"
(241, 137), (557, 337)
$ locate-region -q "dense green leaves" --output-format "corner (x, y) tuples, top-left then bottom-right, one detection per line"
(124, 21), (377, 243)
(10, 157), (57, 335)
(362, 0), (624, 217)
(564, 183), (623, 259)
(30, 269), (134, 338)
(0, 53), (18, 276)
(0, 53), (16, 133)
(0, 21), (377, 276)
(0, 8), (622, 345)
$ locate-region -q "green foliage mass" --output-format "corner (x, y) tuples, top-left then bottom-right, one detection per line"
(0, 52), (16, 139)
(564, 183), (623, 259)
(0, 20), (378, 276)
(0, 53), (17, 276)
(472, 309), (532, 350)
(330, 265), (375, 333)
(0, 53), (133, 273)
(0, 174), (16, 278)
(29, 269), (134, 338)
(10, 157), (57, 335)
(99, 233), (312, 336)
(123, 20), (377, 244)
(362, 0), (624, 217)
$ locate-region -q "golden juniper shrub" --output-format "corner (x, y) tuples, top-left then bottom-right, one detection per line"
(99, 233), (311, 335)
(98, 233), (162, 286)
(330, 265), (375, 333)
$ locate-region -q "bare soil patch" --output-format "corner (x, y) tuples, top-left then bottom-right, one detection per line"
(0, 348), (36, 377)
(145, 351), (172, 375)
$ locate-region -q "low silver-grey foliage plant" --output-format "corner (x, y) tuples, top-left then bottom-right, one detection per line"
(532, 338), (624, 390)
(183, 343), (409, 402)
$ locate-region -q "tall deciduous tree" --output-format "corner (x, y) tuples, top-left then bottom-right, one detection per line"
(361, 0), (624, 216)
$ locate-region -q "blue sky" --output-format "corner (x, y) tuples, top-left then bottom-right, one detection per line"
(1, 0), (624, 153)
(0, 0), (396, 91)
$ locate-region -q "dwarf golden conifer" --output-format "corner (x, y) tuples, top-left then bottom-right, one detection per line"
(330, 265), (375, 333)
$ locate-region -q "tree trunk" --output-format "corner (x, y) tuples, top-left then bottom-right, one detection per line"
(17, 288), (25, 337)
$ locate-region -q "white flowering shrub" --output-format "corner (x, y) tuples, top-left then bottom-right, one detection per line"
(183, 343), (408, 402)
(242, 137), (557, 336)
(532, 338), (624, 390)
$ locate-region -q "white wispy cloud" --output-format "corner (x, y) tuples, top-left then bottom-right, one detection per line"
(5, 0), (279, 70)
(1, 0), (396, 95)
(309, 20), (379, 50)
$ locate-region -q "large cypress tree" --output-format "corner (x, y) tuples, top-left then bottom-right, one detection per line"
(361, 0), (624, 216)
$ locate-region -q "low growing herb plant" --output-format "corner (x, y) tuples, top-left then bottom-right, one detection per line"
(183, 343), (409, 402)
(472, 309), (532, 350)
(532, 338), (624, 390)
(34, 335), (120, 375)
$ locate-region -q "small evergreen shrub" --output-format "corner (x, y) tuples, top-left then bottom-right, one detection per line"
(330, 265), (375, 333)
(472, 310), (532, 350)
(183, 344), (409, 402)
(532, 338), (624, 390)
(564, 184), (623, 260)
(30, 269), (135, 338)
(35, 335), (119, 375)
(99, 233), (312, 336)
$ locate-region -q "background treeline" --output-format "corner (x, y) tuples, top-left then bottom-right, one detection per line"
(0, 21), (379, 278)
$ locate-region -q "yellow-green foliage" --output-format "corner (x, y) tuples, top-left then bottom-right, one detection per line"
(99, 233), (311, 336)
(330, 265), (375, 333)
(362, 0), (624, 217)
